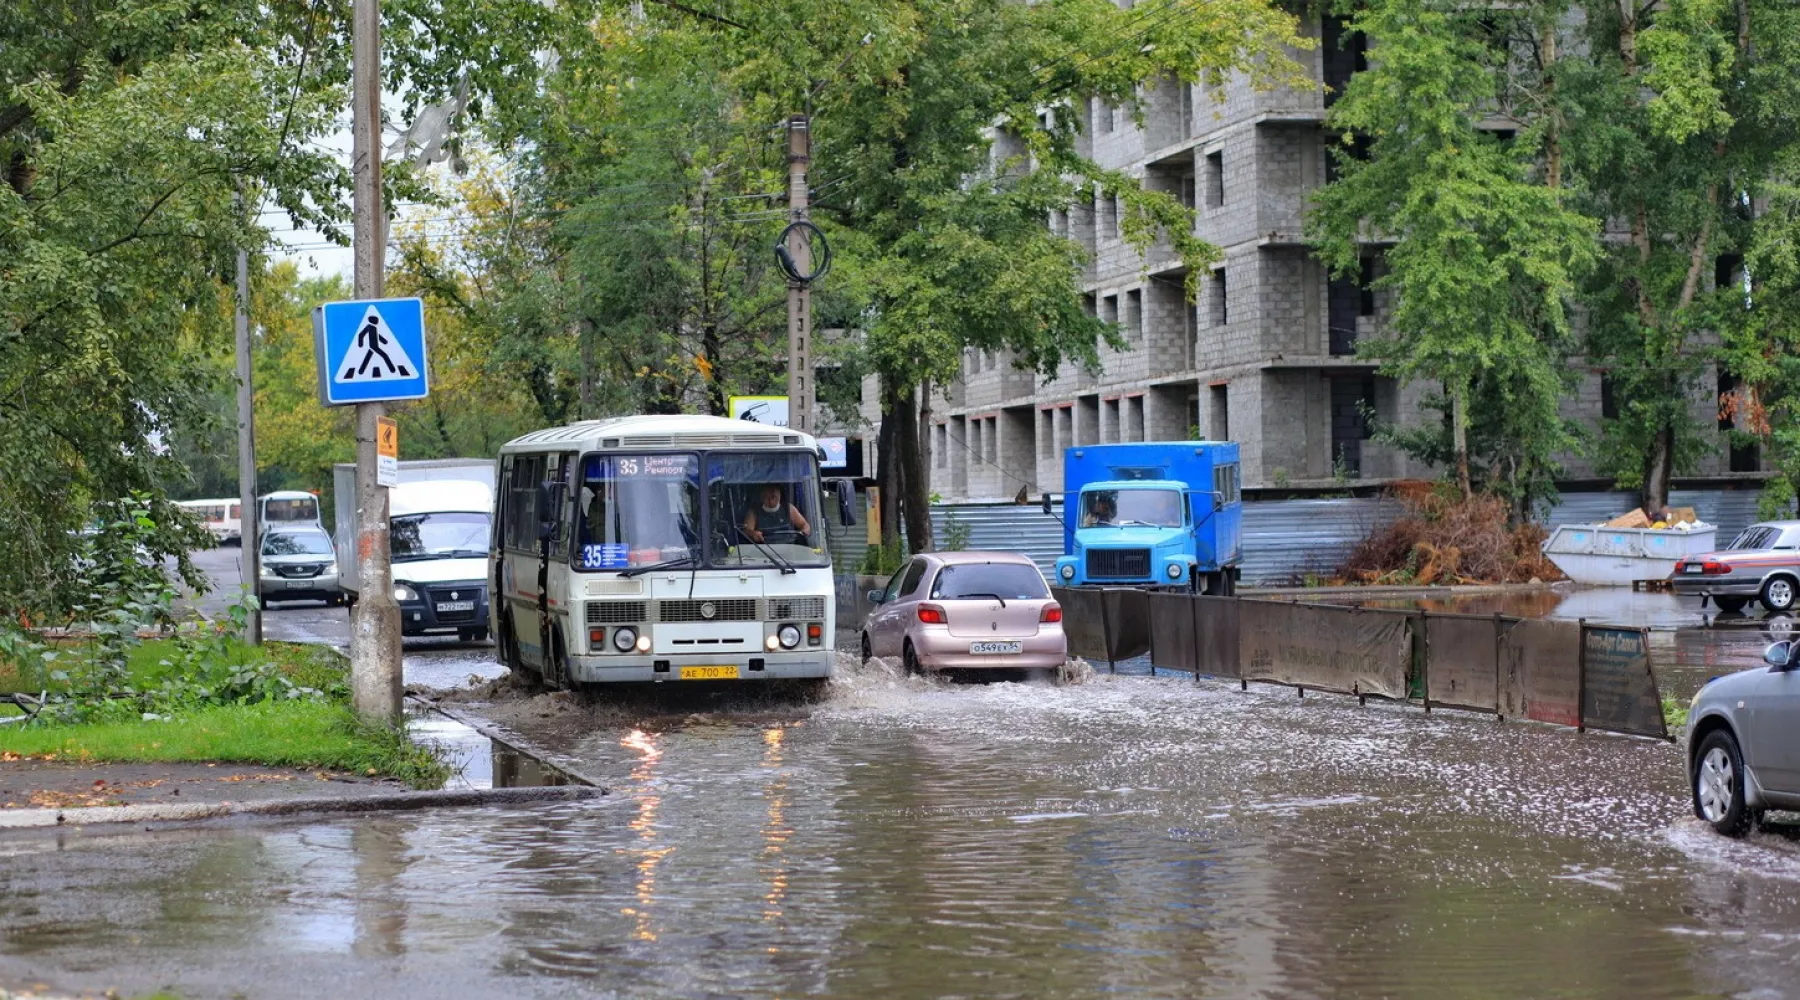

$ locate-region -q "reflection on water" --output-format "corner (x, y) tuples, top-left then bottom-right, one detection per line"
(6, 665), (1800, 999)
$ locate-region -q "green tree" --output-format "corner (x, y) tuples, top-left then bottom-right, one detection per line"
(1310, 0), (1596, 510)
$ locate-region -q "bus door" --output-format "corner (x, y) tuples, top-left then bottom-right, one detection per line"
(535, 453), (575, 684)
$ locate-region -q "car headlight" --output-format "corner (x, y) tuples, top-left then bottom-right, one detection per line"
(1060, 564), (1075, 580)
(1167, 563), (1184, 579)
(394, 583), (419, 602)
(613, 627), (638, 652)
(778, 624), (802, 649)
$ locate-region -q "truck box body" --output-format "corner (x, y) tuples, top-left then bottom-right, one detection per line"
(1054, 442), (1242, 592)
(332, 458), (496, 600)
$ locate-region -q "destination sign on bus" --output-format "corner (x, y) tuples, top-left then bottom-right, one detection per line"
(585, 454), (698, 480)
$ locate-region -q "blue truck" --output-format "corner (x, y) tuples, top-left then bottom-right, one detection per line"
(1050, 441), (1243, 594)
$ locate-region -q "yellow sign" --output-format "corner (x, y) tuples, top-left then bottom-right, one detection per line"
(377, 416), (399, 458)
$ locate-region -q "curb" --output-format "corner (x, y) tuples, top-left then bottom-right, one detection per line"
(416, 697), (608, 789)
(0, 784), (603, 831)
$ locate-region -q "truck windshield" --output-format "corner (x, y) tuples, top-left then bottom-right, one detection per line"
(392, 512), (491, 562)
(263, 531), (333, 556)
(1081, 489), (1182, 528)
(577, 453), (703, 570)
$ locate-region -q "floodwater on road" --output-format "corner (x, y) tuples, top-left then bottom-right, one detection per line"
(6, 655), (1800, 1000)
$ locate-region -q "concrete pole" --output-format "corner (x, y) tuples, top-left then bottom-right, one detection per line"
(350, 0), (401, 719)
(233, 211), (261, 644)
(785, 115), (814, 436)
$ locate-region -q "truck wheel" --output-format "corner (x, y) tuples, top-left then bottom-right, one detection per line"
(1202, 572), (1225, 597)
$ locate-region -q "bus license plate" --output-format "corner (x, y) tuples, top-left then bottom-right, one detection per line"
(436, 600), (475, 612)
(680, 666), (739, 680)
(970, 641), (1023, 655)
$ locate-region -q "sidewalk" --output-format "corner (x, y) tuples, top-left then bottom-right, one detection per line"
(1, 757), (409, 811)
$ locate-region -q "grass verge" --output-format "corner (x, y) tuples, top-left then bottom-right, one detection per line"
(1663, 696), (1690, 733)
(0, 700), (449, 789)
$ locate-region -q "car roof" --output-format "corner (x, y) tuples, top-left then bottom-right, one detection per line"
(1749, 521), (1800, 531)
(920, 550), (1041, 567)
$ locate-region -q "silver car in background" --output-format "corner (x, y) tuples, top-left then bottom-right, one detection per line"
(1671, 520), (1800, 614)
(1687, 638), (1800, 836)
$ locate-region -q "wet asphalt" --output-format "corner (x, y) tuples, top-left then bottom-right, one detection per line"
(5, 568), (1800, 998)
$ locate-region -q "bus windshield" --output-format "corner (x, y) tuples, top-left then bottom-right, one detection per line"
(392, 512), (491, 562)
(265, 496), (319, 523)
(577, 453), (703, 570)
(572, 450), (826, 571)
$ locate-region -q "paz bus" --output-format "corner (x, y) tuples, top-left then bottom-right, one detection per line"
(491, 414), (854, 688)
(176, 498), (242, 544)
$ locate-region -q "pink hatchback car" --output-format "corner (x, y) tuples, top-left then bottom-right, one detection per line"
(861, 551), (1066, 673)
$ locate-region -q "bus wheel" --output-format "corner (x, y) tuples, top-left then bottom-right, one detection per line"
(547, 633), (571, 690)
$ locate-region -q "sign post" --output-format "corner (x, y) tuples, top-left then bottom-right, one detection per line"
(314, 296), (430, 720)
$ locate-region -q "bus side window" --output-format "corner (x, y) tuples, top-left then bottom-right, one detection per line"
(497, 457), (513, 551)
(547, 453), (573, 559)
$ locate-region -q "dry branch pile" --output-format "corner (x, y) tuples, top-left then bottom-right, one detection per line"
(1339, 483), (1564, 586)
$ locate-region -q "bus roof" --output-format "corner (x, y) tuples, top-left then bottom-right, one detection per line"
(499, 414), (819, 456)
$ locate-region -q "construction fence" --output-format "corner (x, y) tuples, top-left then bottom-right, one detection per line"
(1051, 588), (1670, 741)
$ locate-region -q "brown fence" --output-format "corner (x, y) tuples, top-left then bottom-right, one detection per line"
(1114, 588), (1668, 740)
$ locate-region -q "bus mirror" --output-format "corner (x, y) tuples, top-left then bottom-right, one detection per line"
(834, 480), (858, 527)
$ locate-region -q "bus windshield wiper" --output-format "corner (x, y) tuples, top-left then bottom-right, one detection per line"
(742, 536), (797, 575)
(620, 554), (697, 578)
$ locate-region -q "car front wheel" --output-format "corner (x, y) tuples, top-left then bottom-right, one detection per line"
(860, 633), (872, 664)
(1694, 729), (1755, 837)
(1761, 576), (1798, 614)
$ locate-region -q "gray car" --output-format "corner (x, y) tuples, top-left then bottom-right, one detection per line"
(1687, 639), (1800, 835)
(258, 527), (344, 606)
(1670, 520), (1800, 614)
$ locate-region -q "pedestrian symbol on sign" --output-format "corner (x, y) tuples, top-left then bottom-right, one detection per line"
(335, 306), (418, 381)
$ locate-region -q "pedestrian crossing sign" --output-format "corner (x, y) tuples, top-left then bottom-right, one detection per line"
(312, 297), (430, 406)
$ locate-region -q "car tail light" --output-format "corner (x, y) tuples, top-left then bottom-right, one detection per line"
(1040, 604), (1063, 623)
(917, 604), (947, 624)
(1701, 560), (1733, 575)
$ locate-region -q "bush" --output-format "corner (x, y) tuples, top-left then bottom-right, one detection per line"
(1339, 482), (1564, 586)
(858, 539), (907, 576)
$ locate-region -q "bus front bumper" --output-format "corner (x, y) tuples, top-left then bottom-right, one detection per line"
(567, 650), (834, 683)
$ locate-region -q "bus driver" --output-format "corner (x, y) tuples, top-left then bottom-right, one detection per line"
(742, 485), (811, 544)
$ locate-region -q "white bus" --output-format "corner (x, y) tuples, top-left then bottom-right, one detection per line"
(176, 498), (242, 544)
(260, 490), (323, 531)
(492, 414), (853, 687)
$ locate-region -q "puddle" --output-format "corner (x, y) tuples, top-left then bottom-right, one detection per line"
(406, 710), (585, 791)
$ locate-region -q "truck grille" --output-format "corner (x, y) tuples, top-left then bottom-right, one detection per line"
(766, 596), (826, 620)
(586, 601), (649, 625)
(1086, 548), (1150, 579)
(658, 598), (757, 623)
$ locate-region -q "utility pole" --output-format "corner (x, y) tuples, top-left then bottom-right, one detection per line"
(350, 0), (401, 719)
(785, 115), (814, 436)
(233, 195), (261, 644)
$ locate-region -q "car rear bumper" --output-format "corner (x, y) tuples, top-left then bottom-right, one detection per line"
(913, 629), (1066, 670)
(1670, 576), (1763, 598)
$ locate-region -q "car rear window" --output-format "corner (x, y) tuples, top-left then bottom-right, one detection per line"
(1729, 526), (1779, 550)
(930, 563), (1049, 601)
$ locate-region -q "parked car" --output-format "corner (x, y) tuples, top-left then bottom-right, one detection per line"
(860, 551), (1065, 674)
(1670, 520), (1800, 614)
(258, 527), (343, 606)
(1688, 638), (1800, 836)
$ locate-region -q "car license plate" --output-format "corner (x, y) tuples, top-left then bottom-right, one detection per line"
(1684, 565), (1705, 574)
(436, 600), (475, 612)
(286, 580), (315, 589)
(680, 665), (739, 680)
(969, 641), (1023, 655)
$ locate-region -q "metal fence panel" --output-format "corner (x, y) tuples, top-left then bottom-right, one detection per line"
(1194, 596), (1240, 677)
(1499, 619), (1581, 726)
(1052, 587), (1110, 662)
(1239, 600), (1411, 699)
(1103, 588), (1152, 662)
(1148, 592), (1197, 672)
(1581, 626), (1669, 739)
(1424, 614), (1502, 713)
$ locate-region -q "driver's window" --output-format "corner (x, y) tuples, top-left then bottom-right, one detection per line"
(898, 559), (928, 599)
(882, 564), (908, 602)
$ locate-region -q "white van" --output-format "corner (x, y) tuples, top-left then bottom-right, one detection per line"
(336, 476), (494, 641)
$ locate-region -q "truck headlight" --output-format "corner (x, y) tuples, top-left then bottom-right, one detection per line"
(394, 583), (418, 602)
(1060, 564), (1075, 580)
(613, 627), (638, 652)
(778, 624), (802, 649)
(1167, 563), (1183, 580)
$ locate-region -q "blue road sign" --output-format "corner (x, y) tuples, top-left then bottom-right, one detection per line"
(313, 297), (430, 406)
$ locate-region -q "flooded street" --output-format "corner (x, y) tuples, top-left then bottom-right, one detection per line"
(8, 641), (1800, 999)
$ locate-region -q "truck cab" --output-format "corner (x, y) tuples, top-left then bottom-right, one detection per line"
(1052, 442), (1242, 593)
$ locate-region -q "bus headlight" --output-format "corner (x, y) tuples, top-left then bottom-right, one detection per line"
(778, 624), (802, 649)
(613, 627), (638, 652)
(1060, 564), (1075, 580)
